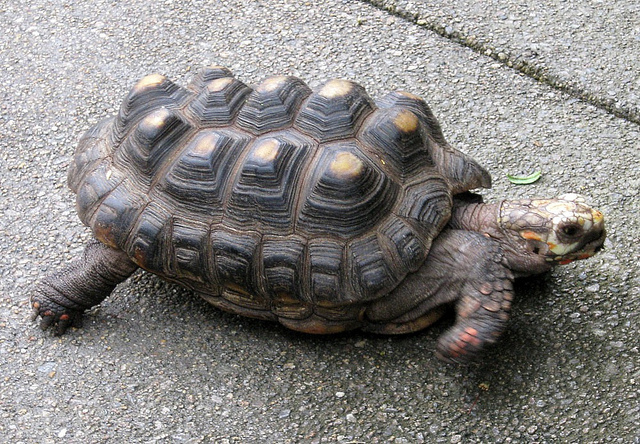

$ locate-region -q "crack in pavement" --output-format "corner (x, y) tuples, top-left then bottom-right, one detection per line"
(362, 0), (640, 126)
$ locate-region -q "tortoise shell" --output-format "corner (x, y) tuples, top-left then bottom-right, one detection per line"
(67, 66), (490, 332)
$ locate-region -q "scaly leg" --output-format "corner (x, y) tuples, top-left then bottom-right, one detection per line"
(31, 239), (138, 335)
(365, 229), (515, 363)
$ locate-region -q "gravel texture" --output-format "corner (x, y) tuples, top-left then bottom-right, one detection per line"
(1, 0), (638, 442)
(363, 0), (640, 124)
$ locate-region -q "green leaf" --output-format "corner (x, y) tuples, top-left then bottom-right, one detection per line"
(506, 170), (542, 185)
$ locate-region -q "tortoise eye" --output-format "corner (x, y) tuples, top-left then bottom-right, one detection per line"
(561, 224), (580, 237)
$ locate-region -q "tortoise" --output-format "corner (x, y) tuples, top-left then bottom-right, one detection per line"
(31, 66), (606, 363)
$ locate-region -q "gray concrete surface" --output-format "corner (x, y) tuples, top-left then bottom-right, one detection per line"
(364, 0), (640, 124)
(0, 0), (638, 442)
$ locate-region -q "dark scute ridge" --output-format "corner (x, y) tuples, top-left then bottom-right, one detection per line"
(112, 74), (189, 145)
(376, 91), (447, 145)
(236, 76), (312, 135)
(441, 149), (492, 192)
(158, 129), (251, 221)
(308, 238), (348, 304)
(90, 180), (146, 250)
(226, 132), (313, 232)
(75, 160), (121, 226)
(377, 91), (491, 192)
(187, 66), (234, 92)
(379, 215), (430, 273)
(294, 79), (375, 142)
(68, 117), (114, 193)
(347, 232), (400, 301)
(113, 108), (192, 183)
(360, 107), (434, 180)
(261, 235), (308, 302)
(398, 174), (452, 240)
(297, 143), (399, 238)
(186, 77), (252, 126)
(124, 201), (173, 274)
(211, 229), (262, 298)
(169, 218), (211, 283)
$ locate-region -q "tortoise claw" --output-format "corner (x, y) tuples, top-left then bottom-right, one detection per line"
(31, 297), (84, 336)
(55, 316), (72, 336)
(38, 312), (55, 330)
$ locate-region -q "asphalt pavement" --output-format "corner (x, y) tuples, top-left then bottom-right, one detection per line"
(1, 0), (638, 442)
(365, 0), (640, 124)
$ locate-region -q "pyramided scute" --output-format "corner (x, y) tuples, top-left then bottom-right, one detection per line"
(124, 201), (173, 273)
(294, 79), (375, 142)
(75, 160), (122, 226)
(169, 219), (211, 283)
(261, 234), (308, 302)
(297, 143), (399, 238)
(347, 232), (399, 300)
(211, 229), (262, 297)
(226, 132), (312, 231)
(112, 74), (189, 144)
(376, 90), (447, 145)
(114, 107), (192, 180)
(236, 76), (312, 135)
(361, 107), (433, 180)
(90, 180), (146, 250)
(68, 118), (114, 193)
(379, 216), (429, 272)
(398, 175), (452, 239)
(188, 66), (234, 92)
(159, 129), (250, 219)
(308, 238), (347, 304)
(377, 91), (491, 193)
(186, 77), (252, 126)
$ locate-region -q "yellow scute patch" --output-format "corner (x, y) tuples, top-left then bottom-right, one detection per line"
(207, 77), (233, 92)
(191, 134), (218, 156)
(142, 109), (171, 129)
(253, 139), (280, 162)
(393, 110), (419, 132)
(329, 152), (363, 178)
(319, 80), (352, 98)
(134, 73), (166, 90)
(258, 76), (288, 92)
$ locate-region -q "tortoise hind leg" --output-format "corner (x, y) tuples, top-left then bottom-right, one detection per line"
(364, 230), (514, 363)
(31, 239), (138, 335)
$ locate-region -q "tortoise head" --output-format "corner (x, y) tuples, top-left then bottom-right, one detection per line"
(498, 194), (606, 275)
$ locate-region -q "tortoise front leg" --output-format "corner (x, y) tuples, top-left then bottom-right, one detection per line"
(365, 230), (514, 363)
(429, 230), (515, 363)
(31, 239), (138, 335)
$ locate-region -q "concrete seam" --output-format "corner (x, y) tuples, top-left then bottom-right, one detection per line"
(361, 0), (640, 126)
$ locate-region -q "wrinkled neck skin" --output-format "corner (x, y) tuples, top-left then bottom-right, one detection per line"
(448, 200), (553, 277)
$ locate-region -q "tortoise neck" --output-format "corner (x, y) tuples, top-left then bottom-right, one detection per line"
(449, 201), (501, 236)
